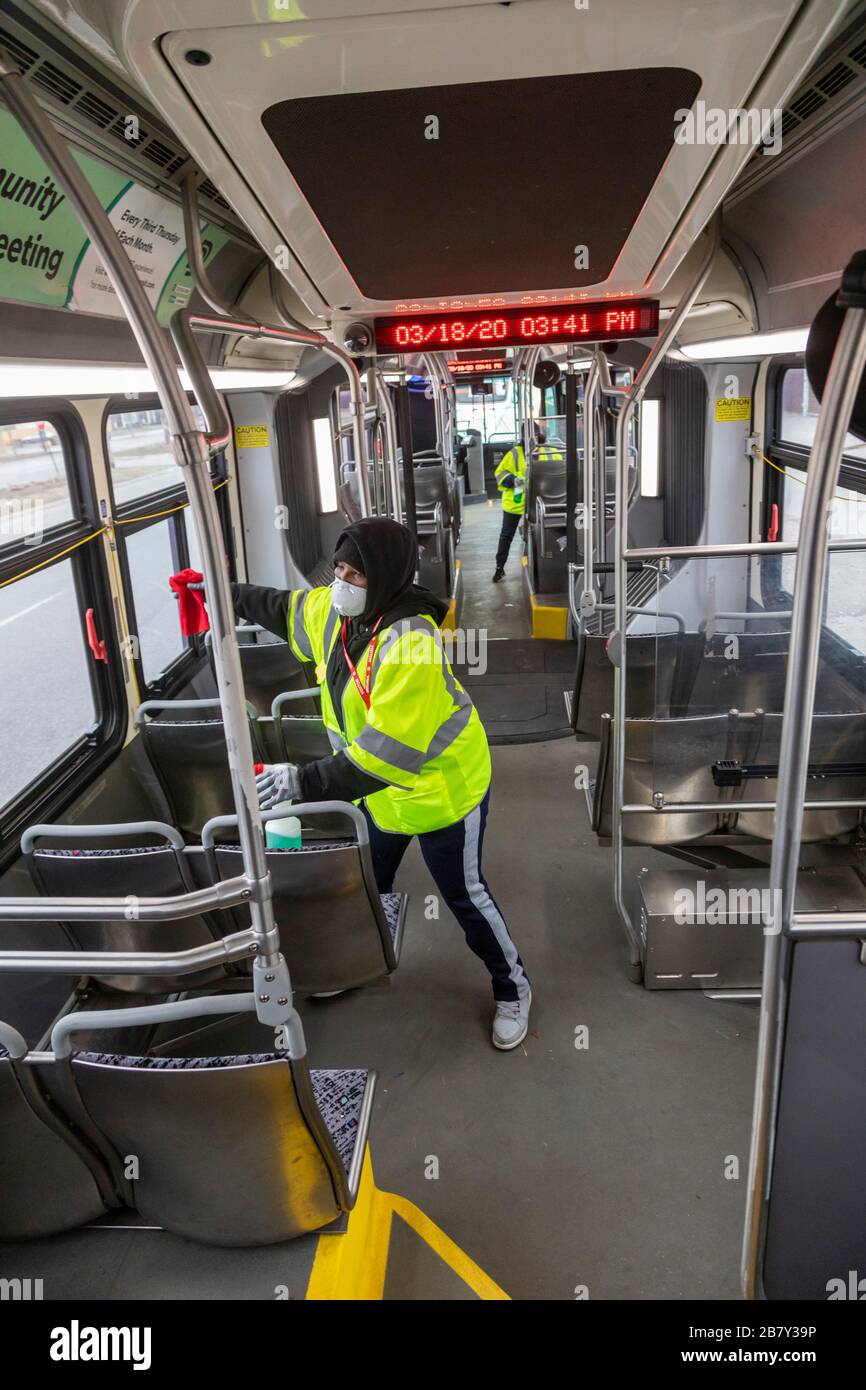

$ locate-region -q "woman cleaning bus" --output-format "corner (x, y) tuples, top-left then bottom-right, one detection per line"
(229, 516), (531, 1050)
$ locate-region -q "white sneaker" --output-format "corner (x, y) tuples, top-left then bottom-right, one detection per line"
(492, 989), (532, 1050)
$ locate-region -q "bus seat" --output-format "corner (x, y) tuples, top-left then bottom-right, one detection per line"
(573, 632), (680, 738)
(22, 822), (230, 994)
(201, 803), (406, 994)
(592, 714), (724, 845)
(136, 699), (265, 842)
(257, 689), (332, 766)
(0, 1024), (109, 1240)
(205, 626), (317, 717)
(3, 997), (376, 1246)
(734, 710), (866, 842)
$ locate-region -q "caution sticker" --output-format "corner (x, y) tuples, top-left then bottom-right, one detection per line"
(234, 424), (269, 449)
(715, 397), (751, 423)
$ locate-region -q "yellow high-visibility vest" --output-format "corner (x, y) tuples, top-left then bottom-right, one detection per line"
(287, 587), (491, 833)
(495, 444), (563, 515)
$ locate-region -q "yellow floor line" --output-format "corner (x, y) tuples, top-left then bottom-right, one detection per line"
(306, 1149), (510, 1300)
(384, 1190), (510, 1300)
(306, 1151), (392, 1300)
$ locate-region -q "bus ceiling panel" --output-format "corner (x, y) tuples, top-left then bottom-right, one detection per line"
(87, 0), (852, 318)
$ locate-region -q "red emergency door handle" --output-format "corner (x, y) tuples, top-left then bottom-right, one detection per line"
(767, 502), (779, 542)
(85, 608), (108, 662)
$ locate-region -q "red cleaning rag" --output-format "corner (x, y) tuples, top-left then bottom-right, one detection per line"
(169, 568), (209, 636)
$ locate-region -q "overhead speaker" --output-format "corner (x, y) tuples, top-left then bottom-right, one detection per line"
(533, 359), (561, 390)
(805, 252), (866, 443)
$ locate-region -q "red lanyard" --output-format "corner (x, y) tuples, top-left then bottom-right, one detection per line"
(340, 615), (383, 709)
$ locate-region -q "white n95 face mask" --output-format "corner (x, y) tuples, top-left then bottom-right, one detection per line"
(331, 577), (367, 617)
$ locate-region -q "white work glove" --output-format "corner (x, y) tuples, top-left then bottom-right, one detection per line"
(255, 763), (301, 810)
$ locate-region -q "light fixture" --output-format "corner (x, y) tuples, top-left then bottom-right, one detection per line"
(0, 361), (296, 398)
(677, 328), (809, 361)
(639, 399), (661, 497)
(312, 417), (338, 513)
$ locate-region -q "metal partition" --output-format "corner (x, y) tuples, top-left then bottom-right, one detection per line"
(741, 260), (866, 1299)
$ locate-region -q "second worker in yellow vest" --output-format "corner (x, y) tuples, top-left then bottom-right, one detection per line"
(492, 425), (563, 582)
(230, 517), (531, 1050)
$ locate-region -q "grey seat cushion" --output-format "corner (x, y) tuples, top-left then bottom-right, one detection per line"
(379, 892), (404, 945)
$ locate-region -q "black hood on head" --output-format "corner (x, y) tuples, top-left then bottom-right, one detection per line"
(332, 517), (448, 627)
(326, 517), (449, 722)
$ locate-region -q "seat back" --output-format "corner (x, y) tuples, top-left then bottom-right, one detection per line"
(24, 822), (228, 993)
(48, 996), (374, 1246)
(137, 699), (263, 842)
(735, 710), (866, 842)
(202, 803), (404, 993)
(207, 627), (315, 716)
(527, 448), (567, 510)
(405, 463), (452, 522)
(0, 1026), (108, 1240)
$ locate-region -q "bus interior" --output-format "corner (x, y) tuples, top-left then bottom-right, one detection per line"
(0, 0), (865, 1307)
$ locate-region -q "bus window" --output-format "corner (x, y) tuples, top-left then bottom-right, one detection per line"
(106, 399), (214, 694)
(123, 520), (188, 687)
(105, 404), (208, 505)
(0, 406), (119, 828)
(0, 419), (75, 534)
(779, 366), (866, 461)
(770, 367), (866, 652)
(0, 558), (97, 809)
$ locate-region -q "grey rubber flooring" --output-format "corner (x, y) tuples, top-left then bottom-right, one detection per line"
(296, 736), (760, 1300)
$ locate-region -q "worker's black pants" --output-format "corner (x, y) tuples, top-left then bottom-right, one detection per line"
(363, 789), (530, 1002)
(495, 510), (523, 568)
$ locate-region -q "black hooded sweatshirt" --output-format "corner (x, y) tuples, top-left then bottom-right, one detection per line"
(231, 517), (448, 804)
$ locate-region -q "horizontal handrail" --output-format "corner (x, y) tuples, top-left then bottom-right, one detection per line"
(202, 801), (369, 850)
(0, 874), (254, 923)
(0, 925), (259, 977)
(625, 537), (866, 561)
(52, 992), (260, 1059)
(270, 688), (322, 719)
(621, 798), (866, 814)
(22, 821), (185, 853)
(787, 912), (866, 941)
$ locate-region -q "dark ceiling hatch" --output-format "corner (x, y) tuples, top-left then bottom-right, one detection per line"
(261, 69), (701, 300)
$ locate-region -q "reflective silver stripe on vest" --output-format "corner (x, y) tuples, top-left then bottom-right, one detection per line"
(352, 617), (475, 774)
(292, 590), (314, 660)
(327, 726), (347, 751)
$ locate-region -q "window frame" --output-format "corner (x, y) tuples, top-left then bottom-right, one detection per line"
(102, 394), (232, 698)
(762, 358), (866, 654)
(0, 399), (125, 861)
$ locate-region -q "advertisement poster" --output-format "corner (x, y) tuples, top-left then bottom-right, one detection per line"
(0, 109), (230, 321)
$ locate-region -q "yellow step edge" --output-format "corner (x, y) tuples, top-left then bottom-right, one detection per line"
(307, 1150), (510, 1300)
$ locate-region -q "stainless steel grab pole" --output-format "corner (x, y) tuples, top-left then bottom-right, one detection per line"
(172, 308), (372, 516)
(0, 58), (287, 989)
(741, 303), (866, 1301)
(376, 369), (403, 523)
(612, 213), (721, 974)
(581, 354), (601, 610)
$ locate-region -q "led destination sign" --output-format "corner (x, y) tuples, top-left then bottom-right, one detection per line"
(447, 357), (510, 377)
(376, 299), (658, 352)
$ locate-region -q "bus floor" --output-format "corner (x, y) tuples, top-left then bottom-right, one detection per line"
(451, 501), (574, 741)
(454, 497), (529, 638)
(4, 737), (759, 1299)
(303, 735), (760, 1299)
